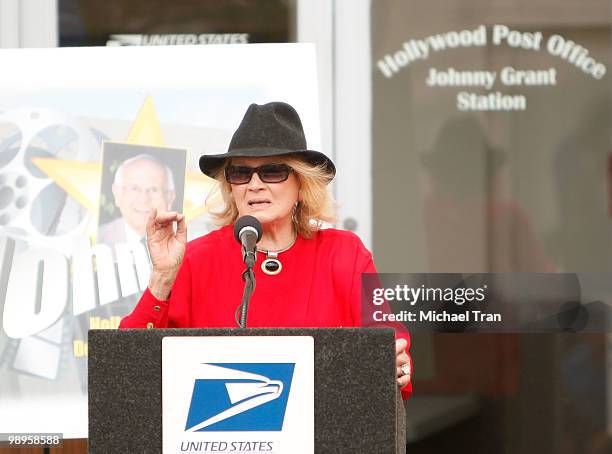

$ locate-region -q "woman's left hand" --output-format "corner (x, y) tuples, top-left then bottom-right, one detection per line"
(396, 338), (411, 387)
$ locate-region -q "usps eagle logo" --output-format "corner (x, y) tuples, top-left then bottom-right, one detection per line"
(185, 363), (295, 432)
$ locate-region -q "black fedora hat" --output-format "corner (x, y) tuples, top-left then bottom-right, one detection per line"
(199, 101), (336, 180)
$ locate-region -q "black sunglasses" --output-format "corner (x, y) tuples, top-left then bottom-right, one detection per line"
(225, 164), (293, 184)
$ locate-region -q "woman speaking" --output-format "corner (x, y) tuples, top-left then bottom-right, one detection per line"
(120, 101), (412, 397)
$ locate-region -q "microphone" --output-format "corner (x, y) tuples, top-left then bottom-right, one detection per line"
(233, 215), (262, 268)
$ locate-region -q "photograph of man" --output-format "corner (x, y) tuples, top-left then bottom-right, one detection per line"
(97, 146), (186, 248)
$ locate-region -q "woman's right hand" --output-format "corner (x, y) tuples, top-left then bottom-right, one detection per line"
(146, 208), (187, 300)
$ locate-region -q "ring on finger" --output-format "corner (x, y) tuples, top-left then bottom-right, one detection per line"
(400, 363), (411, 377)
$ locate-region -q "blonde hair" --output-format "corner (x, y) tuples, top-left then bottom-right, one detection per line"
(209, 156), (336, 239)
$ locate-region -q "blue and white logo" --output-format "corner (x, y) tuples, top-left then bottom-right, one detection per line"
(184, 363), (295, 432)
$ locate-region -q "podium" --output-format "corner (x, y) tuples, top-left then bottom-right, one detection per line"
(88, 328), (406, 453)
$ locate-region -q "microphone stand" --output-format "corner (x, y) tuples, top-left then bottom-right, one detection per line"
(238, 248), (257, 328)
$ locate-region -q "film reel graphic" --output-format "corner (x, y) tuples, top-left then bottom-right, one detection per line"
(0, 108), (107, 254)
(0, 108), (110, 381)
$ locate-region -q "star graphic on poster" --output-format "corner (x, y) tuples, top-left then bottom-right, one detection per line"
(30, 96), (217, 236)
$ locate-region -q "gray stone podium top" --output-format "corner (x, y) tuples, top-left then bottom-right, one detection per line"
(88, 328), (405, 454)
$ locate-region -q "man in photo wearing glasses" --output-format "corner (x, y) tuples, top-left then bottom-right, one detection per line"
(98, 153), (177, 248)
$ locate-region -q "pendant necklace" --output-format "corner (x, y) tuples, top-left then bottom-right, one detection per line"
(258, 235), (297, 276)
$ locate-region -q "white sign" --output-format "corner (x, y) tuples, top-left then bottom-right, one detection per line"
(0, 43), (321, 438)
(162, 336), (314, 454)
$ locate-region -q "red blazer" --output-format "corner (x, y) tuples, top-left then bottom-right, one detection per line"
(120, 225), (412, 398)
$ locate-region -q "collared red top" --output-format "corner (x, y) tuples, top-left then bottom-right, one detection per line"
(120, 225), (412, 398)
